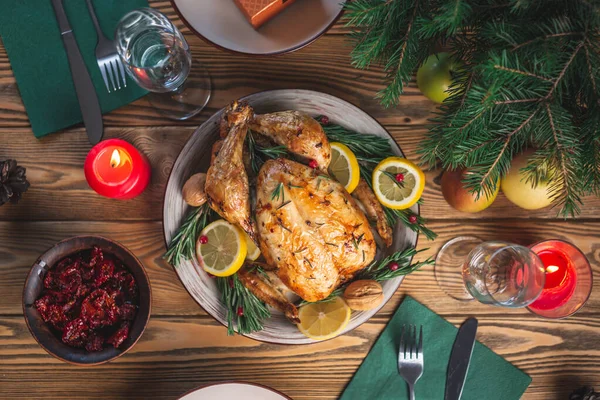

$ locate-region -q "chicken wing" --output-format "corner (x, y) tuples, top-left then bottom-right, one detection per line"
(353, 179), (394, 247)
(205, 101), (257, 242)
(250, 111), (331, 169)
(255, 158), (375, 302)
(237, 266), (300, 323)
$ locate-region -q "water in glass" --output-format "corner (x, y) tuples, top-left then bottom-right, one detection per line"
(462, 241), (545, 307)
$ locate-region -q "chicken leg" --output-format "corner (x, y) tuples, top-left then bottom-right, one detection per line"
(205, 101), (257, 242)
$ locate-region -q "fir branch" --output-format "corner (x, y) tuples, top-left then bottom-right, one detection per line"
(217, 274), (271, 335)
(164, 204), (212, 267)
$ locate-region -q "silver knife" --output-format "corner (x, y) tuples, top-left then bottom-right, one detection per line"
(445, 318), (478, 400)
(51, 0), (103, 144)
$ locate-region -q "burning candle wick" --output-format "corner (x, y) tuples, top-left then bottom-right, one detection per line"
(110, 149), (121, 169)
(546, 265), (559, 273)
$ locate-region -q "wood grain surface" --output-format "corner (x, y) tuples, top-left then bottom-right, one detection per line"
(0, 1), (598, 398)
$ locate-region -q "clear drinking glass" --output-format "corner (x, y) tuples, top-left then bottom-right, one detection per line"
(435, 237), (546, 307)
(115, 8), (211, 120)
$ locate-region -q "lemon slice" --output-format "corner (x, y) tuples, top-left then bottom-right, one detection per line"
(328, 142), (360, 193)
(297, 297), (351, 341)
(196, 219), (247, 277)
(372, 157), (425, 210)
(244, 232), (261, 261)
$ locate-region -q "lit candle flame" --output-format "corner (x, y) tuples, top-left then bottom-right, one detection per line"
(110, 149), (121, 168)
(546, 265), (559, 273)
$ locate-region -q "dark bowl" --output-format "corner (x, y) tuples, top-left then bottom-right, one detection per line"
(23, 236), (152, 366)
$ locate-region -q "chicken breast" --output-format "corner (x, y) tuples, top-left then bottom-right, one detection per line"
(250, 111), (331, 169)
(205, 101), (257, 242)
(255, 158), (375, 302)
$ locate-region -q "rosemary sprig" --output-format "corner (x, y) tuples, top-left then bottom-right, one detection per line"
(271, 182), (284, 201)
(217, 274), (271, 335)
(247, 130), (288, 174)
(317, 116), (393, 157)
(164, 204), (212, 267)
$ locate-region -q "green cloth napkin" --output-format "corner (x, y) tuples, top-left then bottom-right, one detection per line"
(341, 296), (531, 400)
(0, 0), (148, 138)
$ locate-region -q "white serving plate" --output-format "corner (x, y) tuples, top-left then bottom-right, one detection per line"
(163, 89), (419, 344)
(170, 0), (345, 55)
(179, 382), (290, 400)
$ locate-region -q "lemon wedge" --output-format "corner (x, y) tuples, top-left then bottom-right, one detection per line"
(196, 219), (247, 277)
(329, 142), (360, 193)
(372, 157), (425, 210)
(297, 297), (351, 341)
(244, 232), (261, 261)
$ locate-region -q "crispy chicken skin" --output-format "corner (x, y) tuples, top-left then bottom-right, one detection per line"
(205, 101), (257, 242)
(255, 158), (376, 302)
(237, 266), (300, 323)
(353, 179), (394, 247)
(250, 111), (331, 169)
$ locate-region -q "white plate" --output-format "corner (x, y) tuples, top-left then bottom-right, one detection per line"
(179, 382), (290, 400)
(170, 0), (345, 55)
(163, 89), (419, 344)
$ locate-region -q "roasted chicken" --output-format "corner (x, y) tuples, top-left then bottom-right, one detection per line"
(205, 101), (257, 242)
(206, 103), (382, 322)
(250, 111), (331, 169)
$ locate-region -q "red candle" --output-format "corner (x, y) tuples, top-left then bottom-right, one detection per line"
(84, 139), (151, 199)
(528, 248), (576, 312)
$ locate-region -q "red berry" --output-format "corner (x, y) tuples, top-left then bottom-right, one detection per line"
(237, 306), (244, 316)
(228, 278), (234, 288)
(309, 159), (318, 169)
(321, 116), (330, 125)
(389, 262), (399, 271)
(199, 235), (208, 244)
(408, 215), (418, 224)
(395, 173), (405, 183)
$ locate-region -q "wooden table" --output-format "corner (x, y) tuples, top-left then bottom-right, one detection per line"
(1, 2), (598, 399)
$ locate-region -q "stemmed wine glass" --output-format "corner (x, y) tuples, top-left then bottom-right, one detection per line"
(435, 236), (546, 307)
(115, 8), (211, 120)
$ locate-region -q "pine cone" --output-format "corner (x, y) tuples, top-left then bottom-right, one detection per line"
(570, 387), (600, 400)
(0, 159), (30, 206)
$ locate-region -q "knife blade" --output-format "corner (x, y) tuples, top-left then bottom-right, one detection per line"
(51, 0), (103, 144)
(445, 317), (478, 400)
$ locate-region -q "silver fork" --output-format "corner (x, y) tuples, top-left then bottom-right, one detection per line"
(398, 325), (424, 400)
(86, 0), (127, 93)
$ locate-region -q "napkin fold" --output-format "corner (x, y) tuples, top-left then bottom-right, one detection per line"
(341, 296), (531, 400)
(0, 0), (149, 138)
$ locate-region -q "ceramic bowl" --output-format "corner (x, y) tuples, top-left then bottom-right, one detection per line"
(163, 89), (419, 344)
(23, 236), (151, 365)
(170, 0), (345, 55)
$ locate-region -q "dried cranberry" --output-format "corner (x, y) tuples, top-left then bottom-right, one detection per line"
(81, 289), (120, 329)
(62, 318), (90, 348)
(89, 247), (104, 267)
(93, 259), (115, 288)
(43, 271), (57, 290)
(107, 322), (130, 349)
(54, 257), (73, 272)
(120, 303), (137, 321)
(57, 265), (82, 294)
(85, 334), (104, 352)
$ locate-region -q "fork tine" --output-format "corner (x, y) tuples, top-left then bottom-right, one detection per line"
(116, 57), (127, 88)
(410, 324), (416, 358)
(399, 325), (406, 359)
(98, 63), (111, 93)
(418, 325), (423, 358)
(105, 63), (117, 92)
(110, 60), (121, 90)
